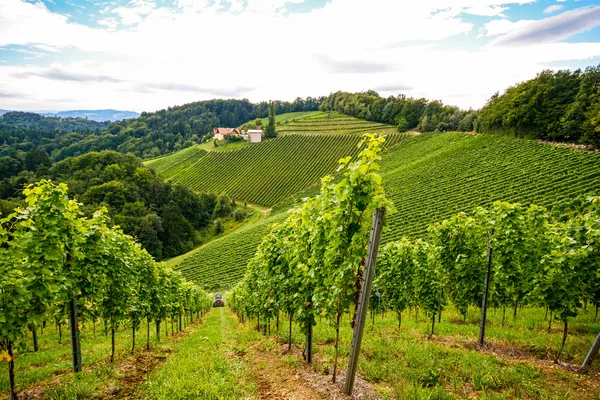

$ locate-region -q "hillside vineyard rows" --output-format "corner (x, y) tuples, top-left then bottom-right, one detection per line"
(172, 212), (288, 290)
(144, 145), (207, 180)
(276, 111), (397, 135)
(172, 132), (600, 290)
(160, 133), (405, 207)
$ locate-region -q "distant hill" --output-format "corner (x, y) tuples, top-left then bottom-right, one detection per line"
(39, 109), (139, 122)
(0, 109), (138, 121)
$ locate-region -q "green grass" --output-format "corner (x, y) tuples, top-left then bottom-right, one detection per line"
(197, 139), (249, 152)
(261, 303), (600, 399)
(138, 307), (257, 399)
(0, 316), (202, 398)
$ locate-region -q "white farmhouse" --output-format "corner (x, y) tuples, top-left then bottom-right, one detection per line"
(247, 129), (263, 143)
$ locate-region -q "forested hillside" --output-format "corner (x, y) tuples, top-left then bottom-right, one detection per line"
(0, 150), (249, 260)
(477, 65), (600, 147)
(52, 151), (226, 259)
(106, 98), (324, 158)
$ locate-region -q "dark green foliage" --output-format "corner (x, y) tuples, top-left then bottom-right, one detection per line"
(476, 65), (600, 147)
(24, 147), (51, 172)
(233, 207), (248, 222)
(264, 101), (277, 139)
(44, 151), (216, 260)
(213, 194), (232, 218)
(213, 218), (224, 234)
(223, 134), (243, 143)
(397, 117), (409, 133)
(319, 91), (470, 133)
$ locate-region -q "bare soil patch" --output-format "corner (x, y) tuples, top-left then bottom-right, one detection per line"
(242, 336), (381, 400)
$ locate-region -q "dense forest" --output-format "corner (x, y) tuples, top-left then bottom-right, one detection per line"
(103, 97), (324, 158)
(319, 91), (478, 133)
(0, 150), (246, 260)
(0, 98), (324, 162)
(476, 65), (600, 147)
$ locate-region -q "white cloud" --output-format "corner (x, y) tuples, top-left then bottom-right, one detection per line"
(112, 0), (155, 25)
(544, 4), (564, 13)
(464, 5), (507, 16)
(494, 5), (600, 46)
(98, 17), (119, 29)
(479, 18), (534, 36)
(0, 0), (599, 112)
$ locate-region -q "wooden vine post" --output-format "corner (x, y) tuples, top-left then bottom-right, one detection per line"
(581, 330), (600, 370)
(478, 228), (494, 346)
(68, 296), (82, 372)
(344, 208), (385, 396)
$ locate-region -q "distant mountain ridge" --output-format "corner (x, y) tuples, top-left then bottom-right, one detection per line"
(40, 109), (140, 122)
(0, 109), (139, 121)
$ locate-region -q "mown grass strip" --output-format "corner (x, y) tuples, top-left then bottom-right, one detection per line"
(137, 307), (256, 399)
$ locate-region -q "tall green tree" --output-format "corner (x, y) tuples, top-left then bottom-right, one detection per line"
(264, 101), (277, 138)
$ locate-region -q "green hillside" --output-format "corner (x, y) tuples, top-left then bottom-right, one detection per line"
(277, 111), (396, 135)
(152, 132), (405, 207)
(168, 211), (288, 290)
(145, 145), (207, 180)
(242, 110), (321, 128)
(172, 132), (600, 290)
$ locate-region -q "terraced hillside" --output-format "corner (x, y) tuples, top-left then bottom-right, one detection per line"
(154, 133), (405, 206)
(172, 132), (600, 290)
(381, 133), (600, 242)
(145, 145), (207, 180)
(277, 111), (396, 135)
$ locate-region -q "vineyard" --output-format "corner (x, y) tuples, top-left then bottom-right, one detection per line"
(275, 111), (397, 136)
(172, 211), (289, 290)
(228, 136), (600, 397)
(0, 181), (212, 400)
(381, 133), (600, 242)
(158, 133), (405, 207)
(171, 132), (600, 292)
(144, 145), (207, 180)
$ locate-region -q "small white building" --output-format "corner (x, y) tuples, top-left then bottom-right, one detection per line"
(247, 129), (263, 143)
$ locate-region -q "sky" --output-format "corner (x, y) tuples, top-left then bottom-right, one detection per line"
(0, 0), (599, 112)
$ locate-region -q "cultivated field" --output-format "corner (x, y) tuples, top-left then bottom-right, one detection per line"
(172, 132), (600, 291)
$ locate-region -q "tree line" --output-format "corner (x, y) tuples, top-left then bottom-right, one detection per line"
(0, 180), (212, 400)
(0, 98), (324, 163)
(319, 90), (478, 133)
(476, 65), (600, 148)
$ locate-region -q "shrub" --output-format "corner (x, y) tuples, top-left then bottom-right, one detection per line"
(233, 207), (247, 222)
(213, 218), (224, 234)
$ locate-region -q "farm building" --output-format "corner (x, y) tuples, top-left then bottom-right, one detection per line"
(247, 129), (263, 143)
(213, 127), (240, 140)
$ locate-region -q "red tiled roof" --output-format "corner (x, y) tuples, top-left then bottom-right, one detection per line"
(213, 128), (240, 135)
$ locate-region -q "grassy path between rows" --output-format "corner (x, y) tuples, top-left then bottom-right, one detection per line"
(136, 307), (257, 399)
